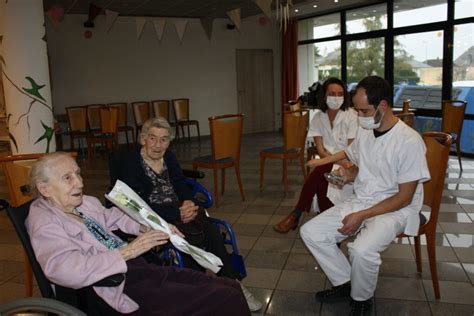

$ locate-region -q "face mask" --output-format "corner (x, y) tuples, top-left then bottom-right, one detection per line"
(358, 107), (384, 130)
(326, 96), (344, 110)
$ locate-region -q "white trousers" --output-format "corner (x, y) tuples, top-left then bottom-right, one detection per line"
(300, 205), (407, 301)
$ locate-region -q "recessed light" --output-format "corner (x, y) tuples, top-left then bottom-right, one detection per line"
(294, 9), (299, 12)
(372, 9), (377, 12)
(353, 13), (357, 16)
(313, 4), (318, 8)
(334, 0), (339, 3)
(395, 5), (399, 9)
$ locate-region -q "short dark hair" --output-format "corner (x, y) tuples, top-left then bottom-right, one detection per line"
(355, 76), (392, 108)
(318, 77), (350, 113)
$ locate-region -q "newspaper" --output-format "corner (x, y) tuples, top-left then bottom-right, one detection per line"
(106, 180), (223, 273)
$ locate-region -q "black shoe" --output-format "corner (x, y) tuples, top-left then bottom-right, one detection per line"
(349, 298), (373, 316)
(315, 282), (351, 303)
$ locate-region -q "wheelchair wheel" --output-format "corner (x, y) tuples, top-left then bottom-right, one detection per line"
(0, 297), (86, 315)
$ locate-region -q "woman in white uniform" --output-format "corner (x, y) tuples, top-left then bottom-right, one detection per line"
(274, 77), (358, 233)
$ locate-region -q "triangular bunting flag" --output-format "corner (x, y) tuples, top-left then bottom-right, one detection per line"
(173, 19), (188, 43)
(105, 9), (119, 33)
(200, 17), (213, 41)
(255, 0), (272, 18)
(153, 19), (166, 42)
(226, 8), (241, 32)
(136, 17), (147, 39)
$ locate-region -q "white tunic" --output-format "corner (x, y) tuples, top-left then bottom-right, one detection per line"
(308, 108), (358, 155)
(344, 121), (430, 236)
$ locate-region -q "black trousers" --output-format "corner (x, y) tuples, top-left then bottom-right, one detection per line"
(177, 216), (236, 279)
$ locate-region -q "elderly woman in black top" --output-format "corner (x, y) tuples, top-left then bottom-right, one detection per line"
(111, 117), (261, 312)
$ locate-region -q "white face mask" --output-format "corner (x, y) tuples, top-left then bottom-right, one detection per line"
(358, 108), (384, 130)
(326, 96), (344, 110)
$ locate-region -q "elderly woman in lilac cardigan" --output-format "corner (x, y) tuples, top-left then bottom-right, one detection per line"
(26, 152), (249, 315)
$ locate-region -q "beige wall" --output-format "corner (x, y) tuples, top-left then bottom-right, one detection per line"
(46, 14), (282, 136)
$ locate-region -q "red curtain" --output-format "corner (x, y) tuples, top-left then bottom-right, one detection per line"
(281, 18), (299, 125)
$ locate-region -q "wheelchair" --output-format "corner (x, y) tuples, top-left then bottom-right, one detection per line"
(160, 172), (247, 280)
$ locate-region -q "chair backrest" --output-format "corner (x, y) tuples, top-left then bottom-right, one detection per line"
(172, 99), (190, 121)
(99, 107), (119, 134)
(422, 132), (452, 228)
(86, 104), (105, 130)
(0, 152), (78, 207)
(209, 114), (244, 161)
(441, 100), (467, 136)
(402, 99), (411, 113)
(6, 201), (56, 298)
(132, 101), (151, 127)
(151, 100), (170, 120)
(107, 103), (128, 127)
(65, 106), (88, 133)
(395, 112), (415, 127)
(283, 110), (309, 150)
(289, 102), (302, 112)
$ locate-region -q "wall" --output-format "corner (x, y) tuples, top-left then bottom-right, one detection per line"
(46, 14), (282, 137)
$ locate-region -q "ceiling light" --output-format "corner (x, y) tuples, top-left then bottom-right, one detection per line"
(313, 4), (318, 8)
(395, 5), (399, 9)
(294, 9), (299, 12)
(372, 9), (377, 12)
(334, 0), (339, 2)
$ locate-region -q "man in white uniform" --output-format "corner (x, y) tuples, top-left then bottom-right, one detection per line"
(300, 76), (430, 316)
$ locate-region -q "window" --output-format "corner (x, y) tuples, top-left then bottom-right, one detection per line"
(346, 4), (387, 34)
(455, 0), (474, 19)
(394, 0), (447, 28)
(298, 13), (340, 41)
(298, 41), (341, 95)
(347, 38), (385, 85)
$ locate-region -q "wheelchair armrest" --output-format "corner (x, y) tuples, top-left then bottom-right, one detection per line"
(184, 178), (213, 209)
(182, 169), (205, 179)
(210, 218), (240, 255)
(93, 274), (125, 287)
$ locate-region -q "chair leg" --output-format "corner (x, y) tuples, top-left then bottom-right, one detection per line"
(125, 130), (129, 146)
(283, 158), (288, 193)
(181, 125), (185, 141)
(221, 168), (225, 195)
(235, 163), (245, 201)
(426, 231), (441, 299)
(187, 125), (191, 142)
(196, 123), (200, 143)
(259, 155), (265, 191)
(70, 135), (75, 151)
(414, 236), (422, 273)
(456, 141), (462, 173)
(213, 169), (219, 207)
(300, 154), (307, 179)
(131, 129), (136, 145)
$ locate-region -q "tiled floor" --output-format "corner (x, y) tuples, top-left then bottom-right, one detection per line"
(1, 132), (474, 315)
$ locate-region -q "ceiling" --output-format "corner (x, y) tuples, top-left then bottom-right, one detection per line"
(42, 0), (376, 19)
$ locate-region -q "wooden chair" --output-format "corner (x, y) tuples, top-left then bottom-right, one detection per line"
(395, 99), (415, 127)
(0, 152), (77, 297)
(87, 107), (119, 159)
(65, 106), (89, 151)
(108, 102), (135, 146)
(441, 100), (466, 172)
(86, 104), (105, 132)
(260, 110), (309, 194)
(132, 101), (151, 142)
(397, 131), (452, 300)
(192, 114), (244, 206)
(172, 98), (200, 142)
(151, 100), (180, 139)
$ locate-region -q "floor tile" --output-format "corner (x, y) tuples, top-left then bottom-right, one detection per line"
(252, 237), (294, 253)
(245, 250), (289, 270)
(266, 290), (321, 316)
(424, 279), (474, 304)
(237, 214), (272, 225)
(430, 302), (474, 316)
(276, 270), (326, 293)
(375, 298), (431, 316)
(261, 225), (299, 239)
(375, 276), (426, 301)
(242, 267), (281, 289)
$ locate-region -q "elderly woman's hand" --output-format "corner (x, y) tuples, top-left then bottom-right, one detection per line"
(119, 230), (169, 261)
(169, 224), (185, 238)
(179, 200), (199, 224)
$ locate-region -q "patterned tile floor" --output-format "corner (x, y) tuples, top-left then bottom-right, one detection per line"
(0, 132), (473, 315)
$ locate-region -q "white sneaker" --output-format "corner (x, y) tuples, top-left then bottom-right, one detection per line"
(239, 282), (263, 312)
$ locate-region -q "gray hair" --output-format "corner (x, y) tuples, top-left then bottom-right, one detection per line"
(140, 117), (173, 140)
(29, 152), (74, 196)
